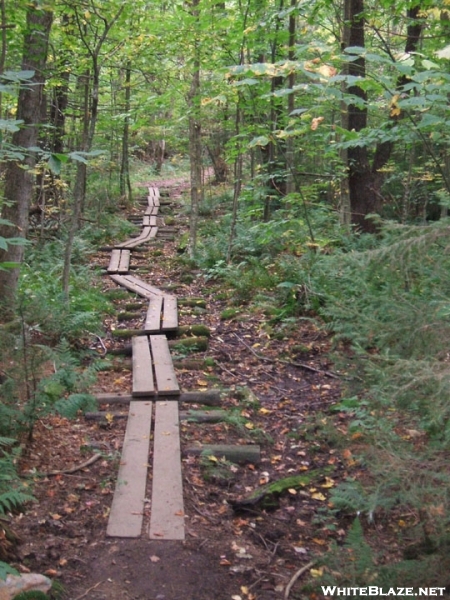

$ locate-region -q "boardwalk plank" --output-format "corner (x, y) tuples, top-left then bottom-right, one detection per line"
(132, 336), (155, 397)
(107, 249), (121, 273)
(148, 400), (184, 540)
(106, 400), (152, 537)
(144, 296), (163, 332)
(109, 274), (162, 299)
(150, 335), (179, 395)
(118, 249), (130, 274)
(162, 296), (178, 331)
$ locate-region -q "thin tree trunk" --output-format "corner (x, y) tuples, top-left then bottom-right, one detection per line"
(120, 63), (132, 204)
(187, 0), (202, 259)
(286, 0), (296, 195)
(0, 3), (53, 313)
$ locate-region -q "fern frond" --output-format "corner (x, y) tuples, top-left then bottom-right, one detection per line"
(53, 393), (97, 419)
(0, 490), (35, 515)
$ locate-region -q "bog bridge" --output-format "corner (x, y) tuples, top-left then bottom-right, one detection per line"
(104, 187), (184, 541)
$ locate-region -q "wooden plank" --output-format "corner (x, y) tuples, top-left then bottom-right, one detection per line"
(148, 400), (184, 540)
(132, 336), (155, 397)
(140, 226), (158, 241)
(107, 400), (153, 537)
(118, 227), (152, 248)
(142, 215), (157, 226)
(144, 296), (163, 332)
(109, 274), (153, 299)
(95, 391), (222, 406)
(107, 249), (121, 273)
(162, 295), (178, 331)
(118, 249), (130, 274)
(145, 205), (159, 216)
(125, 275), (164, 296)
(150, 335), (179, 395)
(109, 274), (162, 299)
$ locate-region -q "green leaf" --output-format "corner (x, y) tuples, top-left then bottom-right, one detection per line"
(0, 560), (19, 580)
(248, 135), (269, 148)
(48, 154), (61, 174)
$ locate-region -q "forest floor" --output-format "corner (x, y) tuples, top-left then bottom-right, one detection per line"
(8, 176), (362, 600)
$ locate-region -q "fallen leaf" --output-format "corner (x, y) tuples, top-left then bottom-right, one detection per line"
(311, 492), (327, 501)
(310, 567), (324, 578)
(150, 555), (160, 563)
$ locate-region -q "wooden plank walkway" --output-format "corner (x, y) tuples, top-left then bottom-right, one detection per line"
(107, 185), (184, 541)
(106, 400), (153, 537)
(132, 335), (180, 397)
(148, 401), (185, 540)
(107, 249), (130, 274)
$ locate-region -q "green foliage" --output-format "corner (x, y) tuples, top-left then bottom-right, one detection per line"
(0, 560), (19, 580)
(19, 239), (113, 342)
(0, 439), (34, 519)
(53, 393), (97, 419)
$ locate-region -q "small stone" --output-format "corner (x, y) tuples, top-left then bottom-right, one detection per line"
(0, 573), (52, 600)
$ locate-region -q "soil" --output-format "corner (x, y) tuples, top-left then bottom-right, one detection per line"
(7, 176), (356, 600)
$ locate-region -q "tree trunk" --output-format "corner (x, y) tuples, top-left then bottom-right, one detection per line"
(120, 63), (132, 204)
(0, 3), (53, 313)
(187, 0), (202, 259)
(344, 1), (424, 231)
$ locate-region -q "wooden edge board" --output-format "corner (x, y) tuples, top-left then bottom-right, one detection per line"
(148, 401), (185, 540)
(109, 274), (153, 299)
(144, 296), (163, 332)
(109, 274), (160, 300)
(107, 249), (121, 273)
(118, 249), (131, 274)
(162, 295), (178, 331)
(125, 275), (164, 297)
(106, 400), (153, 537)
(150, 334), (180, 395)
(132, 336), (155, 397)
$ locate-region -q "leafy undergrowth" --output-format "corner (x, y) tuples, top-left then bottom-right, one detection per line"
(4, 178), (446, 600)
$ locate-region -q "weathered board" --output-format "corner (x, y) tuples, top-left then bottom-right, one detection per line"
(132, 336), (155, 397)
(106, 400), (153, 537)
(108, 249), (131, 274)
(107, 249), (121, 273)
(162, 295), (178, 331)
(144, 296), (163, 332)
(118, 249), (130, 273)
(148, 400), (185, 540)
(145, 205), (159, 216)
(143, 215), (158, 227)
(109, 274), (163, 299)
(150, 334), (180, 395)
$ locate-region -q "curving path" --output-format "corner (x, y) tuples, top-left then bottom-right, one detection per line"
(105, 187), (185, 541)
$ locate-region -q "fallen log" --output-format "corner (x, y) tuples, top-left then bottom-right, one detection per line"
(184, 444), (260, 465)
(95, 390), (222, 406)
(86, 409), (226, 423)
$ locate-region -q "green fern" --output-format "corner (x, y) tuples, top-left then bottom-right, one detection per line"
(53, 393), (97, 419)
(0, 490), (35, 515)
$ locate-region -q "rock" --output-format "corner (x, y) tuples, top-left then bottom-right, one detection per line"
(0, 573), (52, 600)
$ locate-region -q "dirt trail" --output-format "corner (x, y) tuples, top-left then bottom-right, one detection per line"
(11, 175), (342, 600)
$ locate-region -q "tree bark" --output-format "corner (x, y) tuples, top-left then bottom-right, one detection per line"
(344, 1), (424, 231)
(0, 3), (53, 312)
(187, 0), (202, 260)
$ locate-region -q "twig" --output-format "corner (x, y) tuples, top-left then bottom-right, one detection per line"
(233, 333), (341, 379)
(73, 580), (104, 600)
(284, 561), (315, 600)
(90, 332), (108, 356)
(279, 358), (340, 379)
(42, 453), (102, 477)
